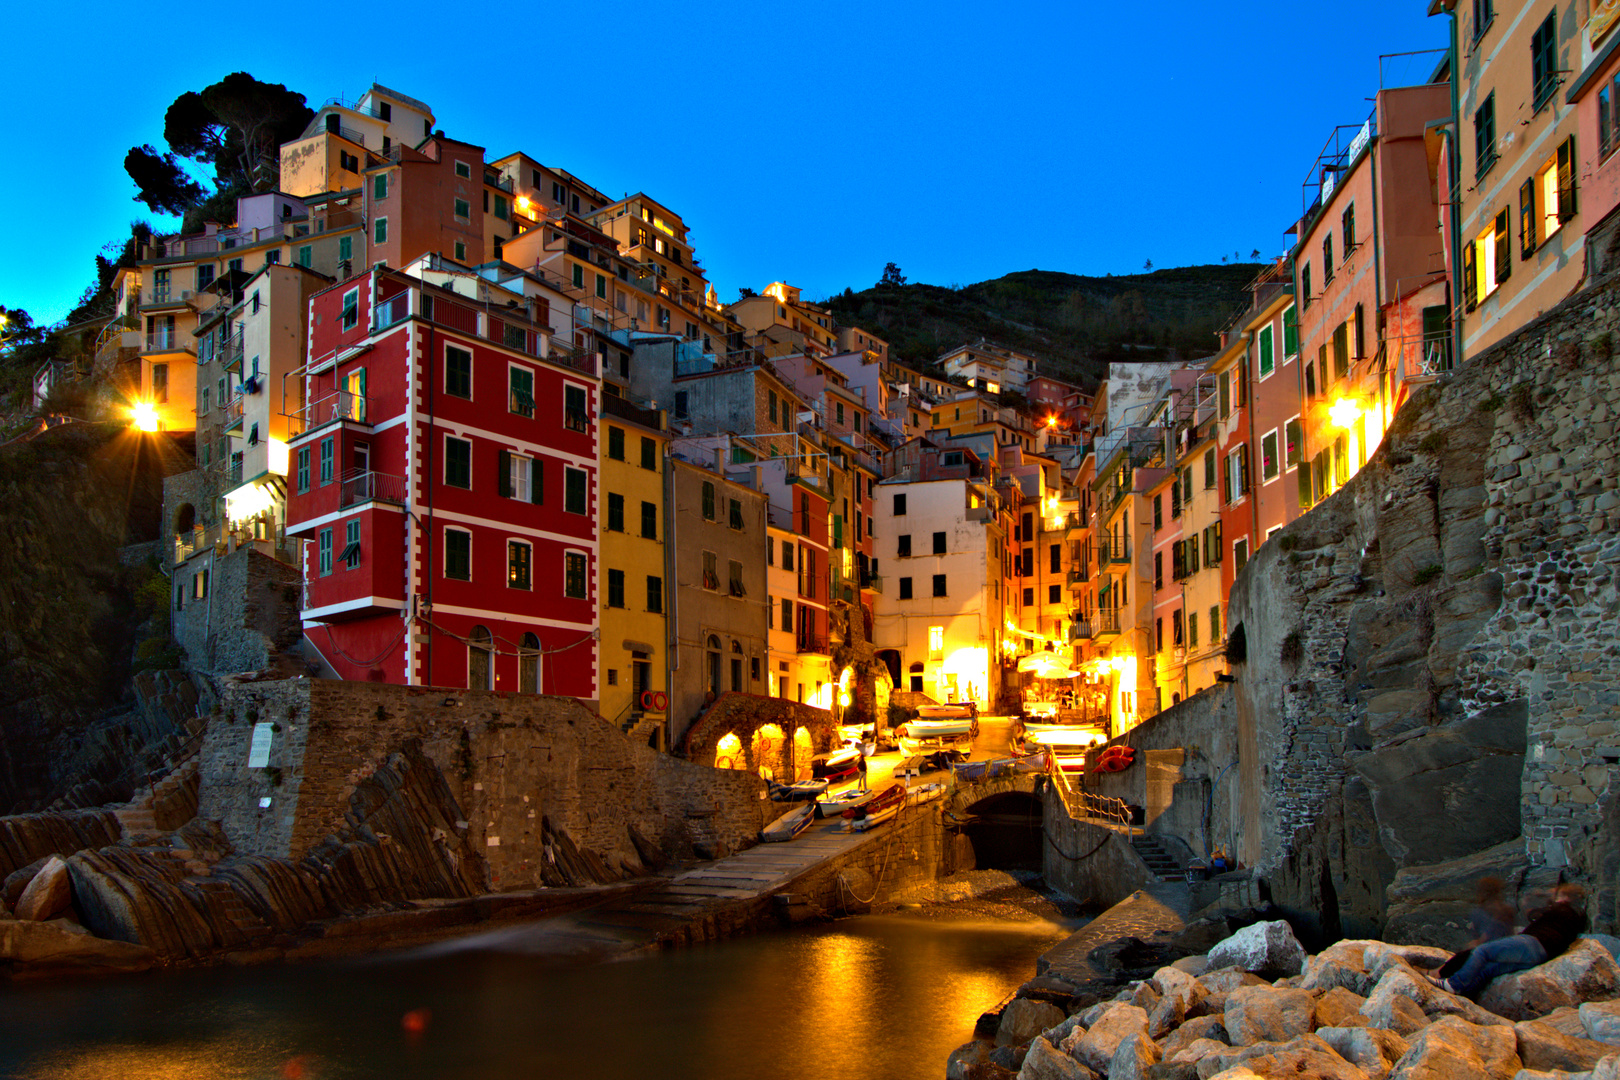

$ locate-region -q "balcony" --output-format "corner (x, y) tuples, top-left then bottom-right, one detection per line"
(1070, 619), (1093, 642)
(293, 389), (370, 438)
(1099, 535), (1131, 564)
(224, 393), (245, 431)
(796, 630), (829, 655)
(1043, 511), (1082, 534)
(1093, 609), (1122, 637)
(340, 470), (407, 508)
(218, 327), (245, 373)
(1067, 567), (1090, 584)
(862, 573), (883, 595)
(144, 332), (195, 357)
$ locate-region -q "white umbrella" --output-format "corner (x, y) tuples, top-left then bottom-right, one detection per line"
(1016, 652), (1079, 679)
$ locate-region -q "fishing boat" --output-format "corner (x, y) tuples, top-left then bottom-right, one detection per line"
(760, 801), (816, 842)
(811, 747), (863, 783)
(816, 785), (875, 818)
(767, 778), (829, 802)
(1013, 750), (1051, 773)
(897, 704), (978, 755)
(845, 783), (904, 831)
(951, 759), (989, 782)
(1022, 723), (1102, 776)
(904, 782), (946, 807)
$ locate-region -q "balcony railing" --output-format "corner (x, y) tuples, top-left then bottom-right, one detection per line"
(1067, 567), (1090, 584)
(294, 389), (370, 436)
(1099, 534), (1131, 564)
(796, 630), (829, 655)
(1069, 619), (1093, 641)
(224, 393), (245, 429)
(144, 333), (195, 356)
(341, 470), (406, 507)
(1093, 608), (1122, 636)
(218, 327), (245, 372)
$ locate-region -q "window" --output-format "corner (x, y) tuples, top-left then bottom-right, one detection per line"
(932, 573), (947, 597)
(674, 392), (688, 419)
(499, 452), (537, 502)
(564, 467), (587, 514)
(893, 493), (906, 515)
(928, 625), (945, 661)
(339, 236), (352, 262)
(782, 541), (794, 571)
(1189, 611), (1199, 649)
(1602, 75), (1620, 160)
(318, 528), (333, 576)
(454, 198), (471, 220)
(342, 519), (362, 569)
(319, 437), (334, 484)
(729, 498), (744, 530)
(1301, 262), (1312, 306)
(341, 287), (359, 330)
(1023, 587), (1035, 606)
(641, 436), (657, 471)
(1322, 234), (1334, 284)
(445, 437), (471, 488)
(1049, 584), (1061, 604)
(1156, 617), (1164, 652)
(1475, 93), (1497, 180)
(1223, 444), (1251, 503)
(445, 529), (471, 580)
(446, 346), (472, 398)
(1333, 322), (1349, 380)
(508, 541), (532, 589)
(1153, 494), (1163, 532)
(1521, 137), (1579, 256)
(1473, 0), (1493, 40)
(1531, 11), (1558, 110)
(1050, 544), (1061, 574)
(647, 575), (663, 613)
(933, 531), (946, 554)
(564, 551), (587, 598)
(768, 390), (778, 425)
(1233, 537), (1250, 573)
(297, 245), (312, 267)
(1284, 417), (1303, 469)
(641, 501), (657, 539)
(572, 263), (584, 289)
(702, 550), (719, 590)
(701, 481), (715, 520)
(781, 596), (793, 627)
(505, 365), (534, 417)
(1342, 203), (1356, 256)
(898, 576), (913, 599)
(607, 568), (624, 608)
(607, 492), (625, 532)
(495, 194), (509, 221)
(296, 447), (310, 492)
(1219, 370), (1230, 418)
(1353, 304), (1366, 360)
(564, 384), (588, 431)
(728, 560), (745, 597)
(373, 174), (387, 201)
(608, 426), (625, 461)
(454, 241), (467, 262)
(373, 217), (387, 245)
(1283, 304), (1298, 358)
(1465, 208), (1512, 310)
(1211, 605), (1222, 643)
(1258, 324), (1275, 378)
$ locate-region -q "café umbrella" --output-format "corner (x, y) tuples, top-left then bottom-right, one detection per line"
(1016, 652), (1080, 680)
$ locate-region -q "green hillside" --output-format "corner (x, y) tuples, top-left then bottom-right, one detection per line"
(822, 263), (1269, 387)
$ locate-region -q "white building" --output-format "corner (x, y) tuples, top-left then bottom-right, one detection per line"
(939, 340), (1040, 395)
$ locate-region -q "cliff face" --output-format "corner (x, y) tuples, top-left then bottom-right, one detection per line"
(0, 424), (176, 811)
(1225, 269), (1620, 940)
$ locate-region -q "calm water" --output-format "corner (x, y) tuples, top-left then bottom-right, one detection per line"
(0, 913), (1074, 1080)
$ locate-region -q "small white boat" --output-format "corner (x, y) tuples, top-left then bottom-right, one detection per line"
(760, 801), (816, 842)
(816, 786), (875, 817)
(904, 782), (946, 807)
(850, 803), (899, 831)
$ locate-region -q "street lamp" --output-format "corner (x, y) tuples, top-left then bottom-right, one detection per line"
(1328, 397), (1361, 429)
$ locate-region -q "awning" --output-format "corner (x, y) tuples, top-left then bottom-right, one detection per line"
(1016, 652), (1080, 679)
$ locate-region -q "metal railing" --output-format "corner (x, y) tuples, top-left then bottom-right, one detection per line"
(1393, 329), (1454, 385)
(1093, 608), (1122, 635)
(295, 389), (369, 434)
(1099, 534), (1130, 564)
(340, 470), (407, 507)
(796, 631), (829, 654)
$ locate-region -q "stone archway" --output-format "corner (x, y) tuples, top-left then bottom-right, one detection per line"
(751, 723), (787, 781)
(959, 790), (1045, 871)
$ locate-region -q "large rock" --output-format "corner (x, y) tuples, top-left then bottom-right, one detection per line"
(1365, 944), (1454, 980)
(1017, 1037), (1095, 1080)
(1193, 1034), (1367, 1080)
(1000, 998), (1069, 1047)
(1478, 941), (1620, 1022)
(1363, 961), (1512, 1030)
(1110, 1033), (1162, 1080)
(1306, 957), (1377, 997)
(1, 856), (49, 910)
(1383, 841), (1533, 951)
(1387, 1015), (1521, 1080)
(1208, 922), (1307, 979)
(1514, 1018), (1616, 1071)
(1155, 966), (1210, 1013)
(1317, 987), (1374, 1029)
(1162, 1016), (1230, 1060)
(1223, 984), (1316, 1045)
(1584, 1001), (1620, 1044)
(0, 917), (154, 975)
(1150, 992), (1188, 1040)
(1170, 1038), (1230, 1065)
(1068, 1004), (1148, 1073)
(1317, 1026), (1411, 1080)
(13, 856), (70, 921)
(1041, 1013), (1086, 1048)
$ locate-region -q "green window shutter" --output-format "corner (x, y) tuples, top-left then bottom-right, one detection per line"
(532, 459), (544, 504)
(1463, 241), (1478, 311)
(1520, 177), (1537, 258)
(498, 450), (512, 497)
(373, 174), (386, 201)
(1259, 325), (1274, 376)
(1222, 453), (1232, 504)
(1495, 210), (1512, 284)
(1558, 136), (1578, 222)
(1219, 371), (1230, 418)
(1283, 305), (1298, 356)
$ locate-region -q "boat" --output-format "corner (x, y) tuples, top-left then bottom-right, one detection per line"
(1013, 750), (1051, 773)
(904, 782), (946, 807)
(897, 706), (979, 755)
(844, 783), (905, 831)
(816, 785), (876, 817)
(851, 802), (900, 831)
(768, 778), (829, 802)
(916, 702), (978, 720)
(760, 801), (816, 842)
(1021, 724), (1102, 775)
(951, 759), (990, 781)
(811, 747), (863, 783)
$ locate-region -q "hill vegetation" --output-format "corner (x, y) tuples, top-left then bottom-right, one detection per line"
(821, 263), (1268, 387)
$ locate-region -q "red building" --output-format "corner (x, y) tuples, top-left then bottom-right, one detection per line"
(285, 264), (600, 697)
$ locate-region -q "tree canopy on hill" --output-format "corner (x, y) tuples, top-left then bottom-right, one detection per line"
(822, 264), (1266, 386)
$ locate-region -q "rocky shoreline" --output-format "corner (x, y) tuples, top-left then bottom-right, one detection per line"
(952, 902), (1620, 1080)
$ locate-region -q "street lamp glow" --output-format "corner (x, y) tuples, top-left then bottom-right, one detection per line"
(130, 401), (160, 432)
(1328, 397), (1361, 429)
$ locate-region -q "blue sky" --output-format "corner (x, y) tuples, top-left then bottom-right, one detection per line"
(2, 1), (1448, 326)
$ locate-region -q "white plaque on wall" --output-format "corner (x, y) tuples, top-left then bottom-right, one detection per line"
(248, 722), (273, 768)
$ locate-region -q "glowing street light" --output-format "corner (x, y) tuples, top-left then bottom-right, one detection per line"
(130, 401), (160, 432)
(1328, 397), (1361, 429)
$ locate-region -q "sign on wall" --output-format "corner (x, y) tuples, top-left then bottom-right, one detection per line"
(248, 722), (274, 768)
(1595, 0), (1620, 45)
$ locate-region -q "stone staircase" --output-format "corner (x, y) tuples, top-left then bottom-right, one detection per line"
(1130, 833), (1184, 882)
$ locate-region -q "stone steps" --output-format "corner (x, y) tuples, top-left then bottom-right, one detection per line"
(1130, 834), (1184, 882)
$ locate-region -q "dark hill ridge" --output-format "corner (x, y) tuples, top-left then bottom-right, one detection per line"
(822, 263), (1267, 386)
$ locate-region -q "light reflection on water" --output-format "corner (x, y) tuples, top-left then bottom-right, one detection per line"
(0, 915), (1074, 1080)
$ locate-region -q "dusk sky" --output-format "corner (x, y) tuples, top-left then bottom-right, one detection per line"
(4, 1), (1448, 326)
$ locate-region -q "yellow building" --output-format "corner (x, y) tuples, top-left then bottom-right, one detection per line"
(598, 397), (670, 748)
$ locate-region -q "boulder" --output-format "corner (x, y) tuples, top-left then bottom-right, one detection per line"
(992, 1044), (1031, 1071)
(1583, 1001), (1620, 1044)
(1316, 987), (1374, 1030)
(1156, 966), (1211, 1013)
(1193, 1034), (1366, 1080)
(1069, 1004), (1149, 1073)
(1161, 1016), (1229, 1060)
(1018, 1037), (1095, 1080)
(1514, 1019), (1616, 1072)
(1041, 1013), (1085, 1048)
(949, 1040), (990, 1080)
(1316, 1026), (1411, 1080)
(1363, 961), (1512, 1030)
(1200, 1069), (1265, 1080)
(1598, 1055), (1620, 1080)
(1133, 981), (1165, 1012)
(13, 856), (70, 922)
(1143, 1063), (1200, 1080)
(1536, 1006), (1589, 1039)
(1365, 944), (1454, 980)
(1000, 999), (1069, 1047)
(1169, 1038), (1229, 1064)
(1387, 1015), (1522, 1080)
(1223, 985), (1316, 1045)
(1079, 1001), (1121, 1027)
(1173, 955), (1213, 978)
(0, 917), (154, 975)
(1306, 957), (1378, 997)
(1479, 942), (1620, 1022)
(1208, 922), (1308, 979)
(1111, 1033), (1162, 1080)
(1, 857), (49, 910)
(1150, 992), (1187, 1040)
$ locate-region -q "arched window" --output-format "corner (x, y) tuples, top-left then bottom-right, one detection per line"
(519, 632), (540, 693)
(468, 625), (493, 691)
(173, 503), (196, 536)
(730, 640), (744, 692)
(908, 660), (924, 693)
(706, 635), (722, 697)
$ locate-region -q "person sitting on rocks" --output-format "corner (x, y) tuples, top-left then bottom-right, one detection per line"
(1435, 883), (1587, 998)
